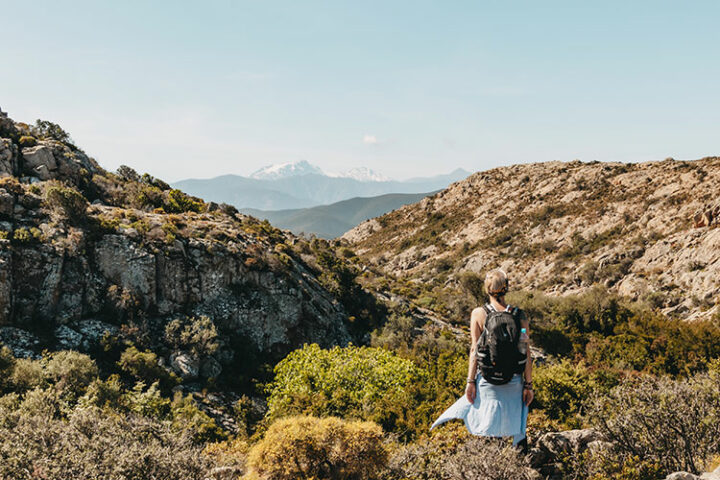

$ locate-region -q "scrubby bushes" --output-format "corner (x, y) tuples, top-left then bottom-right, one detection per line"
(508, 288), (720, 375)
(45, 182), (89, 222)
(586, 366), (720, 476)
(264, 343), (427, 436)
(385, 422), (534, 480)
(531, 359), (619, 430)
(164, 316), (220, 357)
(117, 346), (178, 389)
(0, 401), (211, 480)
(246, 415), (387, 480)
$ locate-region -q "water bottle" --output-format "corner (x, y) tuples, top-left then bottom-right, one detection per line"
(518, 327), (529, 357)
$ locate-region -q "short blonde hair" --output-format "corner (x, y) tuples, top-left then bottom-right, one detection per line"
(485, 269), (508, 297)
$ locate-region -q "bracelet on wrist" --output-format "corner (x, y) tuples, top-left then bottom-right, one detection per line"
(467, 379), (476, 384)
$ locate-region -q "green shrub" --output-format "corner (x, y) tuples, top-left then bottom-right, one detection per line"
(246, 415), (387, 480)
(45, 183), (89, 221)
(385, 422), (534, 480)
(0, 400), (211, 479)
(117, 346), (177, 389)
(0, 347), (15, 393)
(165, 189), (204, 213)
(459, 271), (485, 301)
(533, 359), (619, 430)
(10, 357), (46, 392)
(164, 316), (219, 357)
(124, 381), (171, 418)
(44, 350), (98, 399)
(31, 119), (73, 144)
(264, 344), (427, 436)
(134, 185), (164, 210)
(171, 392), (227, 443)
(78, 374), (124, 410)
(11, 227), (33, 244)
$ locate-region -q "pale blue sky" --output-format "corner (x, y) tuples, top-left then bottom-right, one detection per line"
(1, 1), (718, 182)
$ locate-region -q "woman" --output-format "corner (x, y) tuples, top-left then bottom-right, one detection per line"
(430, 268), (533, 447)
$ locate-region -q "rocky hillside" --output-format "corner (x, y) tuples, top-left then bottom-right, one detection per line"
(0, 108), (373, 388)
(343, 158), (720, 321)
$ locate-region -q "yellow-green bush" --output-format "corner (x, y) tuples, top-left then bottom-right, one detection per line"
(264, 343), (427, 436)
(45, 183), (89, 221)
(117, 345), (178, 389)
(18, 135), (37, 147)
(246, 415), (387, 480)
(533, 359), (620, 431)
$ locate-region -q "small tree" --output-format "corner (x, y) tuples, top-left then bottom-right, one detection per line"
(31, 119), (73, 144)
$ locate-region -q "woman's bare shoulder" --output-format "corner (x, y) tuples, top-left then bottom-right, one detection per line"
(470, 306), (487, 323)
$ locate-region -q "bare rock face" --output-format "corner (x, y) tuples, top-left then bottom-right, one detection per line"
(171, 351), (201, 381)
(0, 110), (356, 376)
(22, 145), (57, 180)
(200, 356), (222, 379)
(0, 250), (11, 324)
(0, 138), (18, 177)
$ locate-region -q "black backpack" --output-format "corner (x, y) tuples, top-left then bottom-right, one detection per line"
(475, 304), (526, 385)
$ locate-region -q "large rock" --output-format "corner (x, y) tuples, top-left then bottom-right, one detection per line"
(666, 473), (700, 480)
(0, 327), (40, 358)
(529, 428), (606, 474)
(0, 192), (13, 217)
(95, 235), (157, 310)
(171, 351), (200, 381)
(701, 466), (720, 480)
(200, 356), (222, 379)
(22, 145), (57, 180)
(0, 138), (18, 177)
(73, 319), (118, 351)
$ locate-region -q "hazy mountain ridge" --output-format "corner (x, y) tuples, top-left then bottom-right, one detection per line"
(344, 158), (720, 320)
(242, 191), (437, 238)
(173, 166), (470, 210)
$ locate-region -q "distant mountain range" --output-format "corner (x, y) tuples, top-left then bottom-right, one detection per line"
(249, 160), (390, 182)
(172, 161), (470, 210)
(242, 191), (437, 238)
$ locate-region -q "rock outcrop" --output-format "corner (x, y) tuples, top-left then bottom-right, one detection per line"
(0, 109), (356, 380)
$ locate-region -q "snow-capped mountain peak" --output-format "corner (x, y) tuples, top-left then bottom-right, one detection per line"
(328, 167), (391, 182)
(250, 160), (324, 180)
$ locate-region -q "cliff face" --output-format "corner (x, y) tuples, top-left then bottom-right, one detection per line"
(344, 158), (720, 320)
(0, 109), (353, 378)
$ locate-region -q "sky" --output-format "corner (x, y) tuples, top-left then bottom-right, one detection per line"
(1, 0), (718, 182)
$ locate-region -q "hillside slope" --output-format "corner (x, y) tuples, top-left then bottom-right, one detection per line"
(0, 109), (379, 388)
(343, 158), (720, 320)
(242, 191), (436, 238)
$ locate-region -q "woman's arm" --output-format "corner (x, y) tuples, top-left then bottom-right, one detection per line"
(465, 308), (484, 402)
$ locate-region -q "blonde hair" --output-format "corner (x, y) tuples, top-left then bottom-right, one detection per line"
(484, 269), (508, 298)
